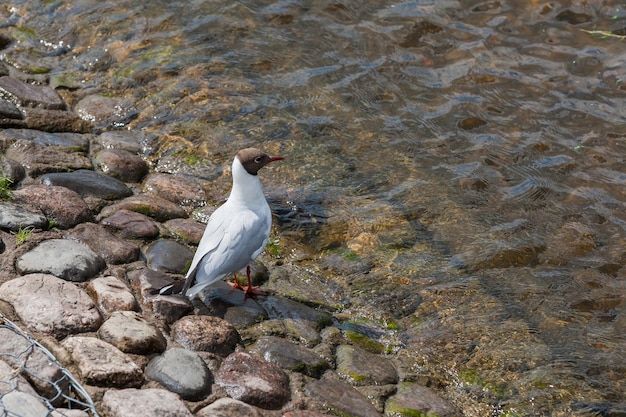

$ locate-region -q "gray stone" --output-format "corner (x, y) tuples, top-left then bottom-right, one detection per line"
(144, 239), (193, 274)
(62, 336), (143, 388)
(98, 311), (166, 355)
(40, 169), (133, 200)
(16, 239), (105, 282)
(94, 148), (149, 183)
(13, 185), (92, 229)
(249, 336), (329, 378)
(0, 359), (38, 395)
(0, 155), (26, 184)
(216, 352), (290, 409)
(100, 209), (160, 240)
(305, 378), (381, 417)
(336, 345), (398, 386)
(50, 408), (90, 417)
(101, 388), (193, 417)
(86, 276), (140, 317)
(0, 202), (48, 232)
(171, 315), (240, 356)
(0, 328), (69, 403)
(67, 222), (140, 265)
(196, 398), (264, 417)
(0, 76), (65, 109)
(50, 410), (90, 417)
(260, 296), (333, 329)
(0, 274), (102, 339)
(0, 391), (49, 417)
(98, 194), (186, 222)
(6, 140), (92, 177)
(384, 382), (457, 417)
(223, 302), (268, 329)
(145, 348), (212, 401)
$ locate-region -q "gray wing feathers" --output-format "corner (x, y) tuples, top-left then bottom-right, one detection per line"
(184, 208), (271, 297)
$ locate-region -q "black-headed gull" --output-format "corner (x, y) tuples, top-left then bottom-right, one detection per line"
(161, 148), (283, 298)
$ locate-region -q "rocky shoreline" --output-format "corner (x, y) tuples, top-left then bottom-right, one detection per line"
(0, 76), (458, 417)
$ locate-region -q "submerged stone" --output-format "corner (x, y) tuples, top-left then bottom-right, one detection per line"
(384, 382), (457, 417)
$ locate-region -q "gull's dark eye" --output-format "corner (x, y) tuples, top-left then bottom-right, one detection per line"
(254, 156), (263, 163)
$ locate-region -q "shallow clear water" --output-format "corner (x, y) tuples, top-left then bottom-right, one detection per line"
(5, 0), (626, 415)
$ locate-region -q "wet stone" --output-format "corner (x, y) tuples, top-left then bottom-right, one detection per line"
(0, 98), (23, 119)
(128, 268), (193, 324)
(282, 411), (330, 417)
(86, 276), (140, 317)
(143, 172), (207, 210)
(145, 347), (212, 401)
(0, 329), (69, 402)
(0, 274), (102, 339)
(223, 302), (268, 329)
(336, 345), (398, 386)
(62, 336), (144, 388)
(0, 202), (48, 232)
(283, 318), (322, 347)
(155, 154), (222, 181)
(20, 107), (92, 133)
(98, 311), (166, 355)
(196, 398), (264, 417)
(144, 239), (194, 274)
(40, 169), (133, 200)
(67, 222), (140, 265)
(171, 315), (240, 356)
(6, 140), (92, 177)
(100, 209), (160, 240)
(260, 296), (333, 329)
(98, 194), (187, 222)
(0, 76), (65, 110)
(96, 130), (158, 156)
(94, 148), (149, 183)
(249, 336), (330, 378)
(16, 239), (105, 282)
(13, 185), (92, 229)
(384, 382), (457, 417)
(216, 352), (290, 409)
(0, 128), (91, 150)
(164, 218), (206, 244)
(75, 94), (137, 129)
(101, 388), (193, 417)
(540, 221), (597, 265)
(305, 378), (381, 417)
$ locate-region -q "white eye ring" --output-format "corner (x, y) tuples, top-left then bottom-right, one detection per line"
(254, 156), (263, 163)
